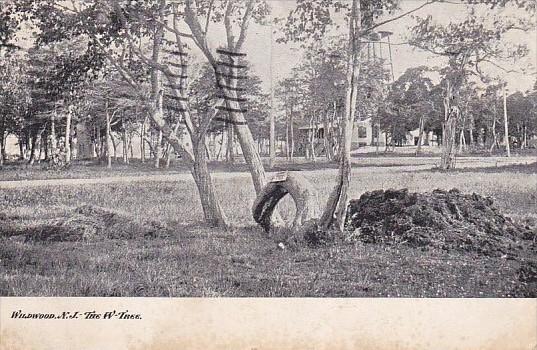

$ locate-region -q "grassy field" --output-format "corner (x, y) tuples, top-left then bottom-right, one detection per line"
(0, 160), (536, 297)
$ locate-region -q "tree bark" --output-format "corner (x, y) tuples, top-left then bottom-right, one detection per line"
(50, 112), (57, 156)
(140, 117), (147, 163)
(441, 106), (460, 169)
(319, 0), (361, 232)
(65, 105), (72, 163)
(416, 116), (424, 155)
(185, 0), (267, 194)
(106, 107), (112, 169)
(502, 83), (510, 157)
(155, 128), (163, 168)
(226, 123), (235, 164)
(309, 113), (317, 162)
(122, 120), (129, 164)
(191, 135), (228, 228)
(252, 172), (320, 233)
(0, 116), (5, 166)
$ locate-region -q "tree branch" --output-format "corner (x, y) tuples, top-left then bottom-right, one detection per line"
(360, 0), (438, 36)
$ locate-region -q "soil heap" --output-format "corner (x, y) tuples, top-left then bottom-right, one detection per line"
(0, 204), (169, 242)
(344, 188), (536, 257)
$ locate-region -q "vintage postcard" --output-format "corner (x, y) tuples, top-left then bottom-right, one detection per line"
(0, 0), (536, 349)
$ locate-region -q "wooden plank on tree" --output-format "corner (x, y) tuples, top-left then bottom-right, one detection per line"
(216, 95), (247, 103)
(215, 106), (248, 113)
(217, 83), (245, 92)
(216, 61), (247, 69)
(216, 48), (246, 57)
(167, 62), (188, 68)
(215, 71), (247, 80)
(165, 94), (188, 102)
(163, 49), (188, 56)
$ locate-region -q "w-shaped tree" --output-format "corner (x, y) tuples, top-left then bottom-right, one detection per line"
(19, 0), (272, 228)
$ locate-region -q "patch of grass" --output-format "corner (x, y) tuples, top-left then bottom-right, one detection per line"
(1, 165), (536, 297)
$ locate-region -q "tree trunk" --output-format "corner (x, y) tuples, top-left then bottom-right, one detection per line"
(441, 106), (460, 170)
(0, 116), (5, 166)
(285, 118), (290, 161)
(252, 172), (320, 234)
(319, 0), (361, 232)
(226, 123), (235, 164)
(503, 83), (510, 157)
(375, 123), (380, 154)
(50, 112), (57, 156)
(309, 114), (317, 162)
(28, 131), (38, 165)
(141, 117), (147, 163)
(191, 135), (228, 228)
(290, 112), (295, 161)
(106, 107), (112, 169)
(18, 134), (25, 160)
(521, 125), (528, 149)
(416, 116), (424, 155)
(489, 118), (497, 154)
(323, 108), (332, 160)
(155, 129), (163, 168)
(65, 105), (72, 163)
(122, 122), (129, 164)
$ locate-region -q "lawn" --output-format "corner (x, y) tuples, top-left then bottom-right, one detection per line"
(0, 161), (536, 297)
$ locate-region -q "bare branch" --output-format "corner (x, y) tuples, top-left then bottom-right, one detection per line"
(361, 0), (438, 36)
(204, 0), (215, 34)
(235, 0), (255, 51)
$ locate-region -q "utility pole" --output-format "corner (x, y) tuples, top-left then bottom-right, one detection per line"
(502, 82), (510, 157)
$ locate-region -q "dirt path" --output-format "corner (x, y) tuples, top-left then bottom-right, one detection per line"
(0, 156), (534, 188)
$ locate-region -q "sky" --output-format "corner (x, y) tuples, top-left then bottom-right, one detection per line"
(236, 0), (537, 95)
(14, 0), (536, 94)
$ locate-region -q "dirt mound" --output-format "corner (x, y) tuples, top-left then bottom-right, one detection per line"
(345, 188), (536, 257)
(0, 204), (169, 242)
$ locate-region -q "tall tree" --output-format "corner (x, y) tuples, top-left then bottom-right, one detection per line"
(409, 2), (535, 168)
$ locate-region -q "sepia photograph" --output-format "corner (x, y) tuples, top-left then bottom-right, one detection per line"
(0, 0), (536, 299)
(1, 0), (536, 348)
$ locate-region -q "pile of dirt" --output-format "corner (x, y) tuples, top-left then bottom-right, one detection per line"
(0, 204), (169, 242)
(344, 188), (536, 257)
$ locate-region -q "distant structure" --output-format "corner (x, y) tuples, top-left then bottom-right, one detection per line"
(297, 31), (397, 154)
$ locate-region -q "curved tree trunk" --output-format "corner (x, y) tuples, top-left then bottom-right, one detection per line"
(252, 172), (320, 233)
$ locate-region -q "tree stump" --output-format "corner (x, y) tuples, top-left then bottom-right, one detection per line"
(252, 172), (320, 233)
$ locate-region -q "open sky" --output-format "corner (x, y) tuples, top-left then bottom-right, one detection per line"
(14, 1), (536, 94)
(234, 0), (536, 94)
